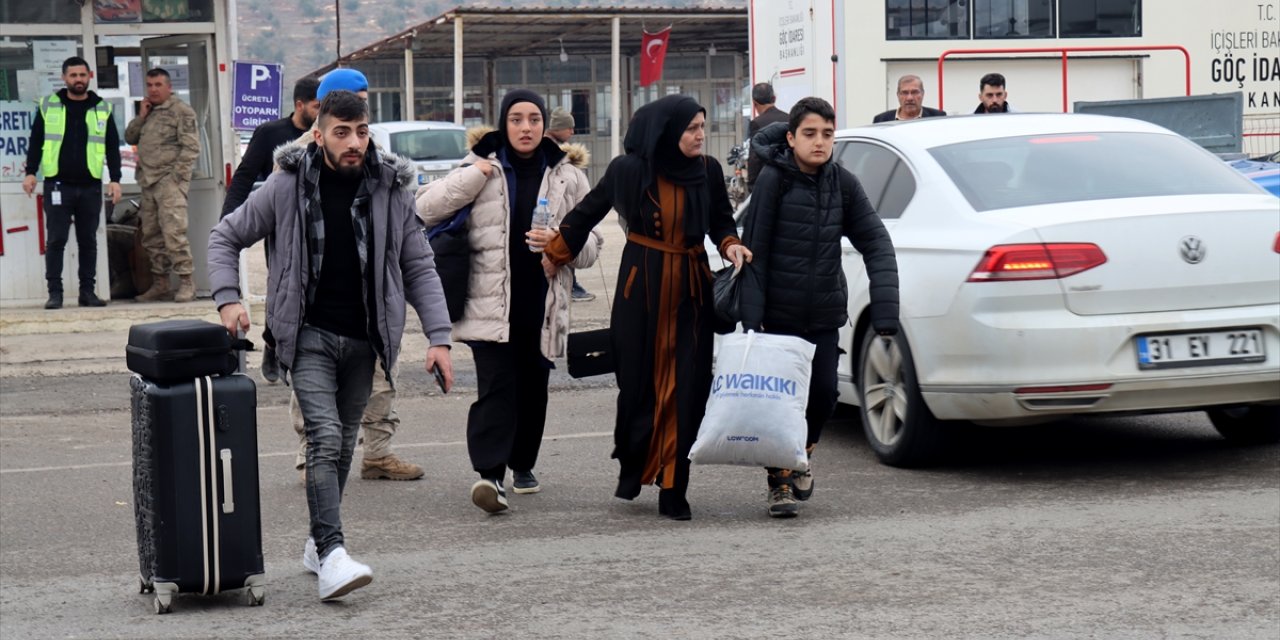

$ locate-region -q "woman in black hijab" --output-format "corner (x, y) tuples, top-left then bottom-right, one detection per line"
(542, 95), (751, 520)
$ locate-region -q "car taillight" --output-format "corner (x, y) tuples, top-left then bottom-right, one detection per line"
(1274, 232), (1279, 253)
(967, 243), (1107, 282)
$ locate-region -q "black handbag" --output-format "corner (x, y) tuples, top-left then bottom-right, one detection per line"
(426, 204), (473, 322)
(713, 262), (751, 324)
(567, 328), (614, 378)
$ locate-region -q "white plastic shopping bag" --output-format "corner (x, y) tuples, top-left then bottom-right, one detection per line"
(690, 331), (816, 470)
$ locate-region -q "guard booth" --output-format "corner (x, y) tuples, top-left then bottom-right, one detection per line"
(0, 1), (238, 306)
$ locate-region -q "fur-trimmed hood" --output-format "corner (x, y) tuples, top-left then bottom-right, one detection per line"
(464, 125), (590, 169)
(272, 141), (417, 190)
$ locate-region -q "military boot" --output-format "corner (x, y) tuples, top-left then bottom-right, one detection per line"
(174, 275), (196, 303)
(133, 276), (171, 302)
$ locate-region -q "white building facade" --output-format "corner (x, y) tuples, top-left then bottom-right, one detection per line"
(751, 0), (1278, 155)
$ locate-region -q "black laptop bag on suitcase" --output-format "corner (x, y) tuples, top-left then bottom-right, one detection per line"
(127, 320), (265, 614)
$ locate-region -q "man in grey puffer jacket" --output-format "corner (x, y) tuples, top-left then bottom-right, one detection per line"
(209, 91), (453, 601)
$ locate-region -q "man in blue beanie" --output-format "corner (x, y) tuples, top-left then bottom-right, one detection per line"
(317, 69), (368, 101)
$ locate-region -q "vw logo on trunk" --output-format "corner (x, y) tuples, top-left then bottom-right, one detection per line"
(1179, 236), (1206, 264)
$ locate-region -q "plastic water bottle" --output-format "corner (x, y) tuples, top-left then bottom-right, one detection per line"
(530, 197), (551, 253)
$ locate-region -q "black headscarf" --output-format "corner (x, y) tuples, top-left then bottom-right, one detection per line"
(618, 94), (713, 243)
(624, 95), (707, 186)
(473, 88), (556, 160)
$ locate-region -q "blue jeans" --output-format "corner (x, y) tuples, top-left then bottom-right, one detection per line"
(292, 325), (376, 559)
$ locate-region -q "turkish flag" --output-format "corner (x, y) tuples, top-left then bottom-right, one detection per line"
(640, 27), (671, 87)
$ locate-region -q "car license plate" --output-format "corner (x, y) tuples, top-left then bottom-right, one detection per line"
(1136, 328), (1266, 370)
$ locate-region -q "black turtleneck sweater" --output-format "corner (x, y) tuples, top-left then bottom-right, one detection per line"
(306, 162), (368, 340)
(507, 149), (547, 337)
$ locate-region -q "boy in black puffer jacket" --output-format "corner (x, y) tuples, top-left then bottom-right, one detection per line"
(740, 97), (900, 518)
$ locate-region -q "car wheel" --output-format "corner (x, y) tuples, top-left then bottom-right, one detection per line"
(856, 327), (947, 467)
(1206, 405), (1280, 444)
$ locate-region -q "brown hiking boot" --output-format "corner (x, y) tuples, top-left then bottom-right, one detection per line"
(173, 275), (196, 303)
(361, 454), (424, 480)
(134, 276), (171, 302)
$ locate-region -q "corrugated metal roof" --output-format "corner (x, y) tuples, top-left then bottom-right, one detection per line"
(324, 4), (748, 68)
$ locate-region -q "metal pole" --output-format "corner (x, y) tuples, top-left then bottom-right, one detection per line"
(454, 16), (464, 125)
(335, 0), (342, 63)
(404, 41), (415, 121)
(611, 16), (621, 159)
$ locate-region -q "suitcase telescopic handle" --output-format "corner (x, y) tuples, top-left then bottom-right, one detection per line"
(219, 449), (235, 514)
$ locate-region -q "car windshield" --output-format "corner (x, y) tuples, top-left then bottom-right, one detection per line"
(389, 129), (468, 161)
(929, 132), (1261, 211)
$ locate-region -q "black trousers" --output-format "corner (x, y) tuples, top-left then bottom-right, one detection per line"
(43, 181), (102, 295)
(467, 331), (551, 479)
(768, 328), (841, 446)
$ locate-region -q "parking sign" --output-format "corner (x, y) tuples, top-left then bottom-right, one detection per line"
(232, 61), (282, 132)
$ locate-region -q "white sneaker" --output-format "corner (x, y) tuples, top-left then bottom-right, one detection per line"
(317, 546), (373, 601)
(470, 478), (509, 513)
(302, 537), (320, 574)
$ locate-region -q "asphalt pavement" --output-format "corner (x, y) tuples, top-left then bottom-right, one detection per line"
(1, 220), (1278, 638)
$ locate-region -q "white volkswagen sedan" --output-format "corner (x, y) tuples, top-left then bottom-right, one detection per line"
(726, 113), (1280, 467)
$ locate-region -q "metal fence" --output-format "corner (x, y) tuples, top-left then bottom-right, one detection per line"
(1243, 115), (1280, 159)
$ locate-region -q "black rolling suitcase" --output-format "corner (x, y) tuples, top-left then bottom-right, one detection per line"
(128, 320), (264, 614)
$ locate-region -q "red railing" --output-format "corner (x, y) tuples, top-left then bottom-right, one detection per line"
(937, 45), (1192, 113)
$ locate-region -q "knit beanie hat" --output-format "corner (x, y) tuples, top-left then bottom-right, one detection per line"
(317, 69), (368, 100)
(548, 107), (575, 131)
(499, 89), (547, 127)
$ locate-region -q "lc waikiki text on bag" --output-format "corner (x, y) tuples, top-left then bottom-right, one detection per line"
(689, 331), (815, 470)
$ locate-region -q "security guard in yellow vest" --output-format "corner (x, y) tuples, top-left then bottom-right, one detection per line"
(125, 67), (200, 304)
(22, 56), (123, 310)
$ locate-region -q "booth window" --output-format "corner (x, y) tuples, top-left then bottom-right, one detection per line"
(973, 0), (1055, 39)
(1061, 0), (1141, 37)
(886, 0), (971, 40)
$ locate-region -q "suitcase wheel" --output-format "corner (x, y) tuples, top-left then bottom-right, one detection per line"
(246, 585), (265, 607)
(153, 593), (172, 615)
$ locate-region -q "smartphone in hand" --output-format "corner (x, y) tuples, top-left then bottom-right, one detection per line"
(431, 366), (447, 394)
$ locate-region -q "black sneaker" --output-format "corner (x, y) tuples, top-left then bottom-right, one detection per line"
(512, 470), (541, 494)
(78, 292), (106, 307)
(44, 294), (63, 310)
(793, 467), (813, 501)
(470, 478), (509, 513)
(261, 344), (280, 384)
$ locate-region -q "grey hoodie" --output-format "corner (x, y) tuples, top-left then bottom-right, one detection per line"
(209, 142), (452, 379)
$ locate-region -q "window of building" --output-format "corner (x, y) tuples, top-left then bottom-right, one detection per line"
(886, 0), (971, 40)
(1061, 0), (1141, 37)
(0, 1), (81, 23)
(973, 0), (1054, 38)
(139, 0), (215, 23)
(887, 0), (1140, 39)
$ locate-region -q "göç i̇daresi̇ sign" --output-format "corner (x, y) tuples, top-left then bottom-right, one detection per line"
(232, 61), (282, 132)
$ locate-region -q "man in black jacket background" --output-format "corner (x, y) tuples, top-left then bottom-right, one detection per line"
(746, 82), (789, 187)
(222, 76), (320, 218)
(741, 97), (899, 519)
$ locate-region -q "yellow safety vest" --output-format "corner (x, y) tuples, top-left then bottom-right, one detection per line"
(38, 94), (112, 180)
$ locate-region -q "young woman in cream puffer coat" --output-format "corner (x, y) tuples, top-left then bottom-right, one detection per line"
(416, 90), (602, 513)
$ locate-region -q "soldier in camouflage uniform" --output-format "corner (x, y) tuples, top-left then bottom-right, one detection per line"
(125, 68), (200, 303)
